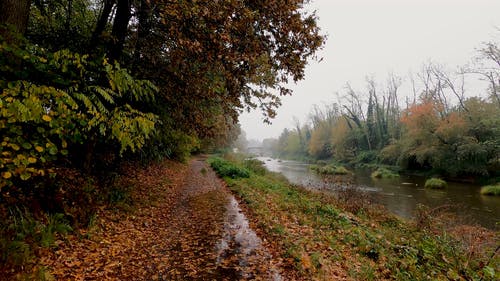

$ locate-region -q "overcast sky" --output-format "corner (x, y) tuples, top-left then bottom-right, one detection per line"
(239, 0), (500, 142)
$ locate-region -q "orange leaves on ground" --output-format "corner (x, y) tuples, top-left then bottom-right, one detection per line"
(39, 159), (189, 280)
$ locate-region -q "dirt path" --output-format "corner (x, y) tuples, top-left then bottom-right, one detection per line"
(39, 157), (282, 280)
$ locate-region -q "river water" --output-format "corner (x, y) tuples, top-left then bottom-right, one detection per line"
(257, 157), (499, 229)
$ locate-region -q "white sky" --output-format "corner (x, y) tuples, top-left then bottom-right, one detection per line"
(239, 0), (500, 141)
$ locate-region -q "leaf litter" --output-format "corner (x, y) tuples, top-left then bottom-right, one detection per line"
(37, 157), (283, 280)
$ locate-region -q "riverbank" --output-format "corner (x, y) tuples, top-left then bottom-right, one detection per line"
(259, 157), (500, 229)
(211, 155), (499, 280)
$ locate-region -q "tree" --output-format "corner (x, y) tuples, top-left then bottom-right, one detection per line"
(0, 0), (31, 41)
(466, 35), (500, 106)
(0, 39), (158, 186)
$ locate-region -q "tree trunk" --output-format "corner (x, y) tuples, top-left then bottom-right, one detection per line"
(90, 0), (115, 47)
(0, 0), (31, 42)
(109, 0), (132, 62)
(133, 0), (153, 71)
(83, 136), (97, 174)
(65, 0), (73, 33)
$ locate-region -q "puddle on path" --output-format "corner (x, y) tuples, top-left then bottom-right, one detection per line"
(216, 196), (283, 280)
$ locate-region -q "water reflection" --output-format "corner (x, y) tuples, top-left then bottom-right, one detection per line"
(258, 157), (499, 229)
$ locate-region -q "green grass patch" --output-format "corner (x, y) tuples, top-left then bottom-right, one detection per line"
(371, 167), (400, 179)
(215, 156), (497, 280)
(310, 164), (350, 175)
(243, 158), (267, 175)
(480, 183), (500, 196)
(424, 178), (448, 189)
(208, 157), (250, 179)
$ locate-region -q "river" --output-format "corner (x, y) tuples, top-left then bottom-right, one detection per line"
(257, 157), (500, 229)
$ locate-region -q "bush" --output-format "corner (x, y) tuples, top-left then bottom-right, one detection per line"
(244, 159), (267, 175)
(371, 167), (399, 179)
(315, 160), (328, 166)
(424, 178), (447, 189)
(333, 166), (350, 175)
(480, 184), (500, 196)
(1, 209), (72, 266)
(0, 38), (158, 188)
(208, 157), (250, 179)
(379, 144), (401, 165)
(355, 150), (378, 164)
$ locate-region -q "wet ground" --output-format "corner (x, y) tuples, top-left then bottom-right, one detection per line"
(39, 158), (282, 280)
(165, 158), (283, 280)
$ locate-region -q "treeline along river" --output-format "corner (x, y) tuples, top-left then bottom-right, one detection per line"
(258, 158), (500, 229)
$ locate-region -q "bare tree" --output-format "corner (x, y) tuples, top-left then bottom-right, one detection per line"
(417, 62), (451, 116)
(430, 64), (469, 113)
(464, 36), (500, 107)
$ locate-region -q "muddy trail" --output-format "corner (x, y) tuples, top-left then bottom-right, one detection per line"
(38, 157), (282, 280)
(162, 158), (282, 280)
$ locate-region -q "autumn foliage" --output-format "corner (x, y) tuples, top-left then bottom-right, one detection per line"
(0, 0), (325, 275)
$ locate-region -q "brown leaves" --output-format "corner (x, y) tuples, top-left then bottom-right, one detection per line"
(37, 160), (189, 280)
(136, 0), (325, 137)
(35, 158), (283, 280)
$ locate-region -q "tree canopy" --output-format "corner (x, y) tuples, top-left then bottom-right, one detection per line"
(0, 0), (324, 186)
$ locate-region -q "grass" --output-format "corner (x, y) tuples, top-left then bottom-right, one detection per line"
(480, 183), (500, 196)
(211, 156), (498, 280)
(208, 157), (250, 179)
(1, 208), (72, 275)
(370, 167), (400, 179)
(310, 164), (350, 175)
(424, 178), (448, 189)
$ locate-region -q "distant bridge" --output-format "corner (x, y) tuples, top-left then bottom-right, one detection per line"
(247, 146), (264, 155)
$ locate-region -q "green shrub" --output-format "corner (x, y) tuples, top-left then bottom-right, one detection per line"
(0, 38), (158, 188)
(333, 166), (350, 175)
(40, 213), (73, 247)
(355, 150), (378, 164)
(316, 160), (328, 166)
(424, 178), (447, 189)
(480, 184), (500, 196)
(309, 165), (320, 172)
(1, 209), (72, 266)
(208, 157), (250, 179)
(371, 167), (399, 179)
(244, 159), (267, 175)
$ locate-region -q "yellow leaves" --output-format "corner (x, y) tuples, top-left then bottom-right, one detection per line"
(35, 146), (44, 152)
(300, 252), (313, 271)
(28, 157), (37, 164)
(2, 171), (12, 179)
(42, 114), (52, 122)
